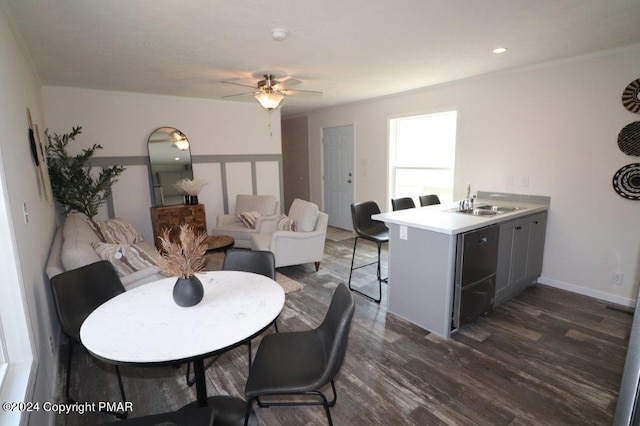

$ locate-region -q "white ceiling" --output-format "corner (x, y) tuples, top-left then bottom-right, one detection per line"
(5, 0), (640, 117)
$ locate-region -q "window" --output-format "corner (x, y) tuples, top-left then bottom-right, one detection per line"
(0, 144), (34, 425)
(389, 110), (457, 204)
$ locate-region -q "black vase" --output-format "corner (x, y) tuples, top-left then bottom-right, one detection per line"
(184, 195), (199, 205)
(172, 275), (204, 307)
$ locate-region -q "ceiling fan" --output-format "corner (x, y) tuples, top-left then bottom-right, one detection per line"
(222, 74), (322, 110)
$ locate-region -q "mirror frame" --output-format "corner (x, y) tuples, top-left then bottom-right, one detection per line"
(147, 127), (194, 207)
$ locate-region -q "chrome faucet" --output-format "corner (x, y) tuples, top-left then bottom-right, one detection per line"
(459, 183), (475, 210)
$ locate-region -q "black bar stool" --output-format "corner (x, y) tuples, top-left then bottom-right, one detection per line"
(419, 194), (441, 206)
(391, 197), (416, 211)
(348, 201), (389, 303)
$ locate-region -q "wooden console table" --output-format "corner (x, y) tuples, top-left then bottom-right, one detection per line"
(150, 204), (207, 250)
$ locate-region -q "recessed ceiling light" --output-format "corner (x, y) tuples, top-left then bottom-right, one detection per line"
(271, 28), (288, 41)
(493, 47), (507, 54)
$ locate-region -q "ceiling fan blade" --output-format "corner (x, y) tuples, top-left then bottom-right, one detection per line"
(275, 78), (302, 90)
(221, 91), (256, 99)
(222, 80), (258, 90)
(283, 89), (323, 98)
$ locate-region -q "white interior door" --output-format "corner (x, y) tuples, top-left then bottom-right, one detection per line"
(323, 125), (354, 230)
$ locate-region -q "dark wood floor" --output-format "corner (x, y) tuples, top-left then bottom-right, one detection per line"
(54, 227), (632, 425)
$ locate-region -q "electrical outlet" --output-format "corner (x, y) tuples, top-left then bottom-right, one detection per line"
(612, 272), (624, 286)
(22, 202), (29, 224)
(399, 225), (408, 240)
(506, 176), (515, 187)
(49, 335), (54, 354)
(521, 176), (530, 187)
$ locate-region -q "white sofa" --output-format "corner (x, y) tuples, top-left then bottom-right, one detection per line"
(250, 198), (328, 270)
(211, 194), (280, 248)
(46, 214), (165, 290)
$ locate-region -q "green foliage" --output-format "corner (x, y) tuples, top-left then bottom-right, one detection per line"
(45, 126), (125, 218)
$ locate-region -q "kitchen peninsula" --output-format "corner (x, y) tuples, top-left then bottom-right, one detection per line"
(373, 191), (550, 338)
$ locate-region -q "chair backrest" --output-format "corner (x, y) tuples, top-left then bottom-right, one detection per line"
(222, 249), (276, 280)
(50, 260), (126, 341)
(419, 194), (441, 206)
(288, 198), (320, 233)
(391, 197), (416, 211)
(351, 201), (387, 238)
(315, 283), (356, 384)
(234, 194), (280, 217)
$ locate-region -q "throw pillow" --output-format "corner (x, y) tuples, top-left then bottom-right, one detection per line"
(90, 218), (142, 244)
(238, 211), (262, 229)
(276, 214), (296, 232)
(92, 242), (158, 276)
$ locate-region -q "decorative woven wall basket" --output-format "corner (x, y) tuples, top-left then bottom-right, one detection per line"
(618, 121), (640, 156)
(622, 78), (640, 114)
(612, 163), (640, 200)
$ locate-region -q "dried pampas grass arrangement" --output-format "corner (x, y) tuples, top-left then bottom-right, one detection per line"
(174, 178), (207, 196)
(156, 223), (208, 279)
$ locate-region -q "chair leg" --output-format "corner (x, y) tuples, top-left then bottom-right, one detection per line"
(273, 319), (279, 333)
(254, 385), (336, 426)
(244, 397), (254, 426)
(186, 356), (219, 387)
(314, 261), (320, 271)
(347, 236), (359, 289)
(316, 390), (333, 426)
(112, 366), (128, 419)
(348, 236), (382, 303)
(247, 340), (252, 369)
(65, 342), (76, 403)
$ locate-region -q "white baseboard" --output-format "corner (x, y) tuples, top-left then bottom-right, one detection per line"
(538, 276), (635, 308)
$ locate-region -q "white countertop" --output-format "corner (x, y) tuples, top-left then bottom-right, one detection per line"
(372, 199), (549, 235)
(80, 270), (285, 364)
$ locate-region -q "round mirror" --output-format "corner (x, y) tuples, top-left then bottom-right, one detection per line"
(148, 127), (193, 206)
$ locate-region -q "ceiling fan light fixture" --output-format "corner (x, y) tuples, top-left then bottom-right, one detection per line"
(255, 92), (284, 110)
(173, 140), (190, 150)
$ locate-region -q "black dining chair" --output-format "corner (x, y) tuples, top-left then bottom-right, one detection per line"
(348, 201), (389, 303)
(50, 260), (128, 418)
(391, 196), (416, 211)
(224, 249), (279, 363)
(222, 248), (276, 281)
(243, 283), (355, 426)
(186, 249), (278, 386)
(102, 406), (215, 425)
(419, 194), (441, 206)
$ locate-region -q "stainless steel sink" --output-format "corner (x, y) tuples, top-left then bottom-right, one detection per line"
(444, 204), (525, 216)
(475, 205), (525, 213)
(445, 208), (499, 216)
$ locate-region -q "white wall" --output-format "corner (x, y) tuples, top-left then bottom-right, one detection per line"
(0, 3), (59, 424)
(307, 45), (640, 306)
(42, 87), (282, 242)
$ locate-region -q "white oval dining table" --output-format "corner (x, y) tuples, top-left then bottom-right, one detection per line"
(80, 270), (285, 414)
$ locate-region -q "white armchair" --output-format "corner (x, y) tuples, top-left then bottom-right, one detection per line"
(212, 194), (280, 248)
(250, 199), (328, 270)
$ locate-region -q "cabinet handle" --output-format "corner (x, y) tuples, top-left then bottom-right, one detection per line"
(515, 226), (522, 230)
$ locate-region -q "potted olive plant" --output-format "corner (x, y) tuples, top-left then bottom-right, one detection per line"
(45, 126), (125, 218)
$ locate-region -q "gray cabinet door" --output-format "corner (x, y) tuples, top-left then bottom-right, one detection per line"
(510, 218), (531, 291)
(525, 211), (548, 281)
(495, 216), (529, 304)
(495, 212), (547, 306)
(495, 221), (514, 297)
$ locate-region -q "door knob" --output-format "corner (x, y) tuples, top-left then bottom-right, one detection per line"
(347, 179), (352, 183)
